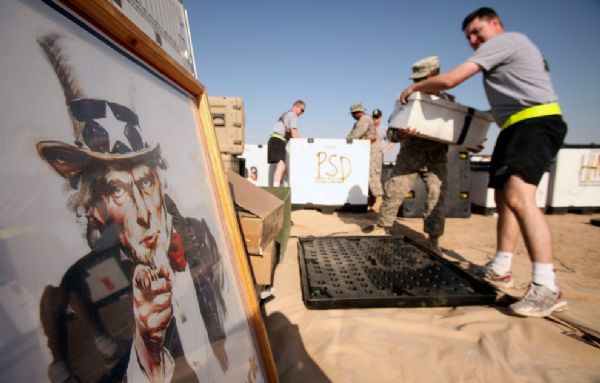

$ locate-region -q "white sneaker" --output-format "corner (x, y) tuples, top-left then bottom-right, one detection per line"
(509, 283), (569, 317)
(483, 262), (514, 288)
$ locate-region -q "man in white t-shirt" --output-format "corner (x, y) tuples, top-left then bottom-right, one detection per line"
(399, 7), (568, 317)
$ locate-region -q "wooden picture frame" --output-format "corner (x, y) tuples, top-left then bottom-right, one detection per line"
(0, 0), (276, 381)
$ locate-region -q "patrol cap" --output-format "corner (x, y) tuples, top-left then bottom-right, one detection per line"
(372, 108), (383, 118)
(350, 103), (366, 114)
(411, 56), (440, 79)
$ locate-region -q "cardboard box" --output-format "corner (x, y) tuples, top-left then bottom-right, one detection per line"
(227, 171), (283, 254)
(388, 92), (494, 150)
(247, 239), (277, 286)
(227, 171), (283, 284)
(261, 186), (292, 261)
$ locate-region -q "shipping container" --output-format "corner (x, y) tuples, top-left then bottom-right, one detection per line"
(109, 0), (197, 75)
(208, 96), (246, 155)
(469, 155), (550, 215)
(546, 144), (600, 213)
(288, 138), (370, 206)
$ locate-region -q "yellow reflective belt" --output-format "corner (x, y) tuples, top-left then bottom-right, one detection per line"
(271, 133), (286, 142)
(500, 103), (561, 130)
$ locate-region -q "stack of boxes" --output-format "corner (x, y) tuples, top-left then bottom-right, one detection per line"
(227, 171), (284, 288)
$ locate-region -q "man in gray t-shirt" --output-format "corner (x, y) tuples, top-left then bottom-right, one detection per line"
(267, 100), (305, 186)
(398, 7), (568, 318)
(468, 31), (558, 127)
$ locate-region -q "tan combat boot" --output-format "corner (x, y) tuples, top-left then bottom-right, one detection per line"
(371, 196), (383, 213)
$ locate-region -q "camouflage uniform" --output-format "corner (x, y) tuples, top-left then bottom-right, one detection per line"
(378, 137), (448, 237)
(347, 114), (384, 197)
(369, 56), (449, 242)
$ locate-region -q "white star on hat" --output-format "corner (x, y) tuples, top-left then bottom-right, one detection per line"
(94, 102), (137, 152)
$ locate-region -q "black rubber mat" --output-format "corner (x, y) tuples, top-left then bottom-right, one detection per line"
(298, 236), (497, 309)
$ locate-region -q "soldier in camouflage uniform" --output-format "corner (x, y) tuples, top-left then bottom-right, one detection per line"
(369, 109), (385, 212)
(347, 103), (384, 212)
(365, 56), (451, 252)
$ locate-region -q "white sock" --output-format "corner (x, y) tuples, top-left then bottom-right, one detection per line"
(532, 262), (557, 292)
(274, 181), (281, 187)
(491, 251), (513, 275)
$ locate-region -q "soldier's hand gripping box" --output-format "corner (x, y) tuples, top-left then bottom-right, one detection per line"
(388, 92), (494, 150)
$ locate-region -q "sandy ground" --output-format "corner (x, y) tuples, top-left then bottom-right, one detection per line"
(263, 210), (600, 382)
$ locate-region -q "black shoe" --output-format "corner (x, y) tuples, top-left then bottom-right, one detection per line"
(362, 224), (389, 235)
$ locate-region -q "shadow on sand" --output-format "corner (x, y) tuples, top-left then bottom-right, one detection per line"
(263, 311), (332, 383)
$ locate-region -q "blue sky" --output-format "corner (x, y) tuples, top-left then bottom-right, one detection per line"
(186, 1), (600, 156)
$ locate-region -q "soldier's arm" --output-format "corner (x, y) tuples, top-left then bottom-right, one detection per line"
(400, 61), (481, 104)
(388, 127), (419, 142)
(347, 119), (369, 140)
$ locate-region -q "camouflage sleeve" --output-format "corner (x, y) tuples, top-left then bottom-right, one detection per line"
(347, 117), (370, 139)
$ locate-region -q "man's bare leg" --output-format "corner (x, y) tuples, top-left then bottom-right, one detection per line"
(273, 160), (286, 187)
(501, 175), (553, 264)
(495, 190), (520, 253)
(487, 175), (552, 288)
(501, 175), (567, 316)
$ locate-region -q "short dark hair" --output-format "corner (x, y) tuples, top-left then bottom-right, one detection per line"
(462, 7), (499, 31)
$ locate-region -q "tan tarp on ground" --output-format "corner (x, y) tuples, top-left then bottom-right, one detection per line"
(263, 211), (600, 382)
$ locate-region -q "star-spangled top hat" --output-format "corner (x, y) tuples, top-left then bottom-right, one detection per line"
(37, 98), (161, 184)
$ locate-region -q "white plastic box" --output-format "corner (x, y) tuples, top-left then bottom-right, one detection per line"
(388, 92), (494, 150)
(547, 145), (600, 213)
(240, 143), (274, 187)
(288, 138), (370, 205)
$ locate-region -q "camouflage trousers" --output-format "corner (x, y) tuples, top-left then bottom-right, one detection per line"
(369, 148), (383, 197)
(378, 162), (447, 237)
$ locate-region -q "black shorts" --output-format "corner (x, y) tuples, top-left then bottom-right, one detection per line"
(267, 136), (286, 164)
(489, 115), (567, 189)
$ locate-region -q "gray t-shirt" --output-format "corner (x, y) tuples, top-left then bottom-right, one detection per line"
(468, 32), (558, 126)
(272, 110), (299, 138)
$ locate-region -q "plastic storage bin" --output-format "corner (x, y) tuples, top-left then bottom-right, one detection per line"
(388, 92), (493, 150)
